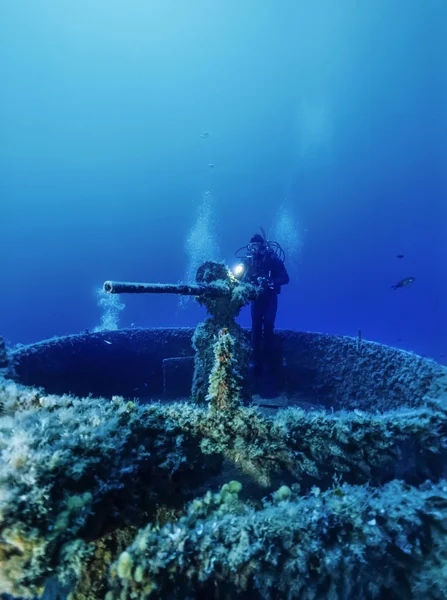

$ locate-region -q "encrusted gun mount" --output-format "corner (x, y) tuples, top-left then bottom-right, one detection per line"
(104, 261), (255, 403)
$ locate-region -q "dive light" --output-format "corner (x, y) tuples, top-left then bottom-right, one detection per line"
(233, 263), (245, 278)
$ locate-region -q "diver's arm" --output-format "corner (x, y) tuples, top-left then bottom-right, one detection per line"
(241, 264), (251, 283)
(240, 259), (255, 284)
(271, 257), (289, 287)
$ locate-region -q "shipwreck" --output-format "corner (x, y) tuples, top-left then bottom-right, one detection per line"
(0, 261), (446, 599)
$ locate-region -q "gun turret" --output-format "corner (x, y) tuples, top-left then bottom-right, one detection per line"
(103, 261), (255, 405)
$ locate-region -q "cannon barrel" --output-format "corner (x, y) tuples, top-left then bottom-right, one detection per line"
(103, 281), (230, 297)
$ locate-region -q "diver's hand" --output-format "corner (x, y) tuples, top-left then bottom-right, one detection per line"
(256, 277), (273, 293)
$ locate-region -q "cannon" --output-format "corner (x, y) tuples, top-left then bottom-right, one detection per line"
(103, 260), (257, 301)
(104, 280), (231, 298)
(103, 261), (255, 404)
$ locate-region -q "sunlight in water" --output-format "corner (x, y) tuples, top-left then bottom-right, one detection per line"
(270, 202), (303, 275)
(294, 97), (333, 161)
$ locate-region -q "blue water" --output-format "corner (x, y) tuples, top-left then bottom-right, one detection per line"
(1, 1), (445, 364)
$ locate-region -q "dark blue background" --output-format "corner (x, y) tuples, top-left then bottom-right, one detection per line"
(1, 1), (445, 363)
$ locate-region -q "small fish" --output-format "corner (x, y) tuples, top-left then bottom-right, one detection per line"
(104, 340), (112, 345)
(208, 163), (215, 168)
(200, 131), (210, 139)
(396, 254), (404, 259)
(392, 277), (416, 290)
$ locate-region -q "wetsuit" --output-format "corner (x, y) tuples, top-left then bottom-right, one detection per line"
(243, 251), (289, 374)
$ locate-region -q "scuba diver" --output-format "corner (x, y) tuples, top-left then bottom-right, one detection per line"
(234, 230), (289, 379)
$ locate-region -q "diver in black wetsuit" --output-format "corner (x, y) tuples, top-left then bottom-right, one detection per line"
(235, 232), (289, 377)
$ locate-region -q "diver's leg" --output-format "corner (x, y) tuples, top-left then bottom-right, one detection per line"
(263, 292), (278, 371)
(251, 298), (264, 376)
(263, 292), (278, 343)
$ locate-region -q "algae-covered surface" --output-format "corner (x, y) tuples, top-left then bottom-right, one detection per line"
(1, 327), (447, 599)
